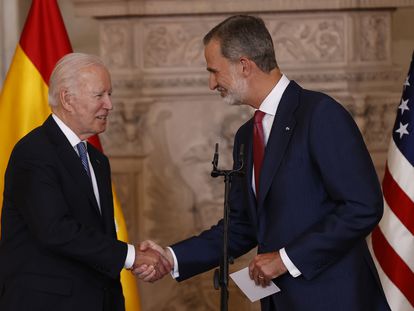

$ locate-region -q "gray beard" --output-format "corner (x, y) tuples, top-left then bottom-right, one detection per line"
(223, 93), (244, 106)
(222, 80), (247, 106)
(221, 66), (248, 106)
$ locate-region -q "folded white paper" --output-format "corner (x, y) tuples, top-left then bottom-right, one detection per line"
(230, 267), (280, 302)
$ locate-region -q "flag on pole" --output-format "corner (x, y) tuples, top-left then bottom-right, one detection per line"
(0, 0), (71, 204)
(0, 1), (141, 310)
(371, 51), (414, 311)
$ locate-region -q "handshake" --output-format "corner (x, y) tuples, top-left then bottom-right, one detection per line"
(130, 240), (172, 282)
(129, 241), (288, 286)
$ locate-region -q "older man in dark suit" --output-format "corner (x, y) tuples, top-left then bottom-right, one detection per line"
(0, 53), (170, 311)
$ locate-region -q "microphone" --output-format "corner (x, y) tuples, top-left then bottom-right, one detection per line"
(211, 143), (219, 177)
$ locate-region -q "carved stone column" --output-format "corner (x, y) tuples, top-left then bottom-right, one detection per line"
(0, 0), (20, 86)
(72, 1), (414, 310)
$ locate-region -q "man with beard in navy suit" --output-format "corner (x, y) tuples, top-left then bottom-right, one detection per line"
(135, 16), (391, 311)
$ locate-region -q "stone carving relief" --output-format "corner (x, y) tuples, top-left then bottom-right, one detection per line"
(139, 105), (213, 311)
(101, 22), (133, 69)
(182, 108), (252, 228)
(268, 15), (345, 65)
(340, 93), (400, 152)
(100, 98), (150, 156)
(363, 97), (399, 150)
(140, 108), (210, 311)
(99, 13), (400, 98)
(344, 94), (369, 133)
(142, 20), (209, 69)
(138, 14), (346, 72)
(359, 13), (390, 62)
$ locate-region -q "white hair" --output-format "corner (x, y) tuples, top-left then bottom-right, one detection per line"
(48, 53), (107, 107)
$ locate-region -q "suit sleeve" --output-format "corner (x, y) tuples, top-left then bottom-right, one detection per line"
(285, 98), (383, 280)
(9, 151), (127, 279)
(171, 130), (257, 281)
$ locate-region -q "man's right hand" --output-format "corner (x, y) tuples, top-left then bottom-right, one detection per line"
(131, 240), (173, 282)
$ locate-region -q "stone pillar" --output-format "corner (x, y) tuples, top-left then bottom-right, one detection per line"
(0, 0), (20, 86)
(72, 1), (414, 310)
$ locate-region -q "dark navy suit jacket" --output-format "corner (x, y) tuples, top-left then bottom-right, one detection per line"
(0, 116), (127, 311)
(172, 81), (391, 310)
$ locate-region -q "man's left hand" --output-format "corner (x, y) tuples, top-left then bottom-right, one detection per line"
(248, 251), (288, 287)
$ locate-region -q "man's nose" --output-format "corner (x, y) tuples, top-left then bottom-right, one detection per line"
(208, 74), (218, 91)
(103, 94), (113, 110)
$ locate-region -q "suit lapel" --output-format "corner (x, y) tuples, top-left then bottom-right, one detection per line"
(88, 146), (116, 235)
(43, 116), (102, 218)
(258, 81), (301, 207)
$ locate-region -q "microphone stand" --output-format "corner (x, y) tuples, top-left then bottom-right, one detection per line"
(211, 143), (244, 311)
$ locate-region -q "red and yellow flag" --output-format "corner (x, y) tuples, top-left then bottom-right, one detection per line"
(0, 1), (140, 310)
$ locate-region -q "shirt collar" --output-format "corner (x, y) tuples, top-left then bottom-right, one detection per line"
(52, 114), (83, 148)
(258, 74), (290, 116)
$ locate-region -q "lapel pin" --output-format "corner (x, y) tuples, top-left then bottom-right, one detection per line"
(285, 126), (290, 131)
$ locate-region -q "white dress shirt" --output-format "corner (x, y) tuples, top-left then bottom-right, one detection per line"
(52, 114), (135, 269)
(169, 74), (301, 278)
(252, 75), (301, 278)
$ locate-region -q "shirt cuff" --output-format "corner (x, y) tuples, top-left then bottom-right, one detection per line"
(124, 244), (135, 269)
(279, 247), (301, 277)
(166, 246), (179, 279)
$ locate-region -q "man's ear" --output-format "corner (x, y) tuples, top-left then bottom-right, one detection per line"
(239, 57), (252, 77)
(60, 89), (73, 112)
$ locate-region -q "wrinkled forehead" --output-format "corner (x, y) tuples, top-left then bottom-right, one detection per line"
(78, 64), (109, 77)
(77, 65), (111, 85)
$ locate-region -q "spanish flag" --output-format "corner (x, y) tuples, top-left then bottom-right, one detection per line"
(0, 1), (140, 310)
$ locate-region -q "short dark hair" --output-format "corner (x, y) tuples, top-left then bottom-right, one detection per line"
(203, 15), (278, 73)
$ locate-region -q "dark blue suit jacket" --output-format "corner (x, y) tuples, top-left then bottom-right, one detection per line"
(0, 116), (127, 311)
(172, 81), (390, 310)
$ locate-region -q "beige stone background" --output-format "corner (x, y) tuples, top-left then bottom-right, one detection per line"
(1, 1), (414, 310)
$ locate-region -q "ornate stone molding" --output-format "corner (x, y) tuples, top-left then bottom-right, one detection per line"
(352, 12), (391, 63)
(108, 68), (401, 97)
(101, 21), (133, 70)
(98, 12), (402, 99)
(128, 13), (391, 72)
(338, 93), (400, 151)
(269, 15), (345, 65)
(73, 0), (414, 17)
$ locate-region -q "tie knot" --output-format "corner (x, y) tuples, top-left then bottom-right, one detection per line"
(254, 110), (265, 124)
(76, 141), (87, 156)
(76, 141), (91, 178)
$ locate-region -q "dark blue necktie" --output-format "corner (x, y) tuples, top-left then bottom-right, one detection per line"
(76, 142), (91, 178)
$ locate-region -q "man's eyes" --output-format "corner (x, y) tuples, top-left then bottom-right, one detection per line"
(94, 91), (112, 98)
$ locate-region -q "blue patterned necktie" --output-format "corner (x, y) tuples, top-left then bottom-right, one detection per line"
(76, 142), (91, 178)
